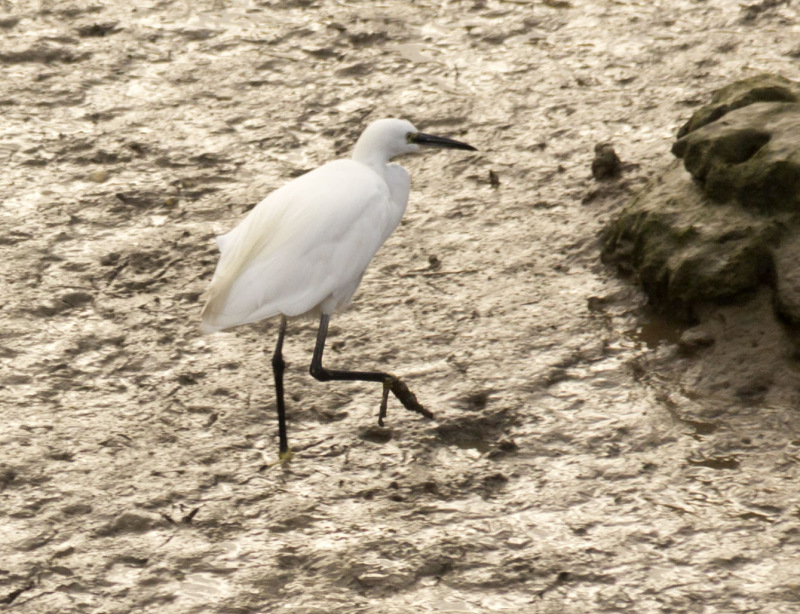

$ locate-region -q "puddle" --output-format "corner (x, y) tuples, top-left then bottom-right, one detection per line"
(628, 311), (688, 350)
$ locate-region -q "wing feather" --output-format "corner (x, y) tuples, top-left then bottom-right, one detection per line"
(200, 160), (391, 333)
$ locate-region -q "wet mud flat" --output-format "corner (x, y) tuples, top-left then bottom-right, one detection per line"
(2, 0), (800, 612)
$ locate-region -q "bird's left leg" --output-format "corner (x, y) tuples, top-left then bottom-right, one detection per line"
(272, 316), (291, 459)
(309, 314), (433, 426)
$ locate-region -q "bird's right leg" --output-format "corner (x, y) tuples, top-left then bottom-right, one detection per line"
(309, 314), (433, 426)
(272, 316), (290, 459)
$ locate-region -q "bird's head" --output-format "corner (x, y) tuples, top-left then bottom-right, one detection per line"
(352, 118), (476, 167)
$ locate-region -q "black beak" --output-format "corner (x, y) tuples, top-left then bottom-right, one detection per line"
(411, 132), (477, 151)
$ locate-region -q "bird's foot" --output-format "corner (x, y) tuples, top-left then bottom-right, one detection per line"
(262, 447), (294, 470)
(383, 373), (434, 420)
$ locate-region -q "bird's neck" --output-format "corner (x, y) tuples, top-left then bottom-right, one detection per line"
(351, 137), (395, 174)
(351, 153), (390, 179)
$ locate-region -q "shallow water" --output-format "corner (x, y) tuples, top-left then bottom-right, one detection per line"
(2, 0), (800, 612)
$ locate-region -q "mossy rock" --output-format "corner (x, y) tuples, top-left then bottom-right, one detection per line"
(673, 102), (800, 212)
(773, 234), (800, 324)
(602, 162), (780, 318)
(604, 74), (800, 321)
(677, 73), (800, 138)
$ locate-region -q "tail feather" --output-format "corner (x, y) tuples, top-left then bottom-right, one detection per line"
(199, 276), (231, 334)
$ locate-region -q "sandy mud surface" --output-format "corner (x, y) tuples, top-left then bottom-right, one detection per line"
(2, 0), (800, 612)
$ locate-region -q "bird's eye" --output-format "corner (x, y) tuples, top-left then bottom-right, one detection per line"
(406, 132), (418, 144)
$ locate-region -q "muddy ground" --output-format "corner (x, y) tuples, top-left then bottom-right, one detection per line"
(2, 0), (800, 612)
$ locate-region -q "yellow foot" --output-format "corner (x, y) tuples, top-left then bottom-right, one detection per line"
(263, 448), (294, 469)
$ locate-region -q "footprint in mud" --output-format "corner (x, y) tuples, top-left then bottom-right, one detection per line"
(101, 249), (173, 294)
(28, 291), (94, 318)
(76, 22), (121, 38)
(95, 511), (165, 537)
(113, 191), (169, 212)
(434, 391), (510, 453)
(0, 44), (91, 65)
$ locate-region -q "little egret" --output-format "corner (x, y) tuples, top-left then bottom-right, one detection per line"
(201, 118), (476, 458)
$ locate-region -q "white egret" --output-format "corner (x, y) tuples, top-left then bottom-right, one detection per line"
(201, 118), (476, 458)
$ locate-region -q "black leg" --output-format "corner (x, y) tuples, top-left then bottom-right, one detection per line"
(309, 314), (433, 426)
(272, 316), (289, 457)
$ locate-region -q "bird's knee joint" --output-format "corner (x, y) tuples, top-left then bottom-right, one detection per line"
(310, 364), (330, 381)
(272, 354), (285, 372)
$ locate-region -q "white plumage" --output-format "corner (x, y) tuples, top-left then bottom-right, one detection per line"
(201, 119), (415, 333)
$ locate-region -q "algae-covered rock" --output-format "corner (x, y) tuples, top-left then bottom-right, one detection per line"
(773, 234), (800, 324)
(602, 162), (778, 317)
(591, 142), (622, 180)
(603, 74), (800, 321)
(672, 102), (800, 212)
(677, 73), (800, 138)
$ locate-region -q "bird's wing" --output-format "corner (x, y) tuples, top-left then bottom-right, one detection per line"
(201, 160), (392, 332)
